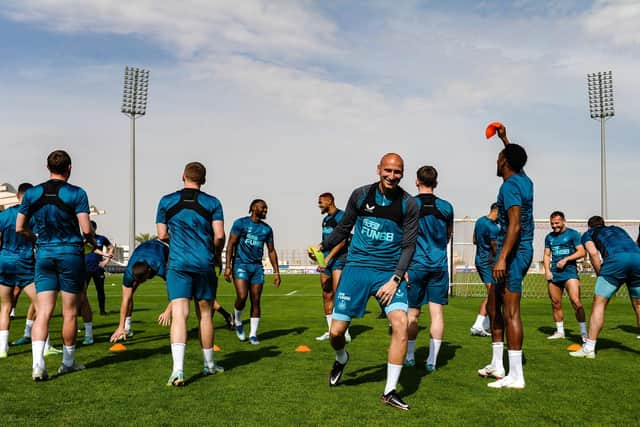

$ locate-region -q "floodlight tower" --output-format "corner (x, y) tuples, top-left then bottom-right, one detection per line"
(121, 66), (150, 255)
(587, 70), (614, 219)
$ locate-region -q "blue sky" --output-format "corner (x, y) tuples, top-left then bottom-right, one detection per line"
(1, 0), (639, 252)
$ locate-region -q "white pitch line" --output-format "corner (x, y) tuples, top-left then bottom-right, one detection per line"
(285, 290), (298, 296)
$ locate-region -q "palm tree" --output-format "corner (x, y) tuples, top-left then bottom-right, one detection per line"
(135, 232), (157, 244)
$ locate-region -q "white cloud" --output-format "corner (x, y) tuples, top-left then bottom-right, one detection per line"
(582, 0), (640, 47)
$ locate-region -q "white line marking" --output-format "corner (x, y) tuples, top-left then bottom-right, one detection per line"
(285, 290), (298, 296)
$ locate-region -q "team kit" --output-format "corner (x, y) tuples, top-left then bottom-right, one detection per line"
(1, 124), (639, 411)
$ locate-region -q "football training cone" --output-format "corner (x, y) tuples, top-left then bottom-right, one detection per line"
(566, 344), (582, 352)
(295, 344), (312, 352)
(214, 344), (221, 352)
(109, 343), (127, 352)
(485, 121), (503, 139)
(307, 246), (326, 268)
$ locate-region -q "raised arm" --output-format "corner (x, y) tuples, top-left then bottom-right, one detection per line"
(497, 124), (510, 147)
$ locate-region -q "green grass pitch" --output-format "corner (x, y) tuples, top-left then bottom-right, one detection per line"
(2, 274), (639, 426)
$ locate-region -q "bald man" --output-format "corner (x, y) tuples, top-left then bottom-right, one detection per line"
(320, 153), (419, 410)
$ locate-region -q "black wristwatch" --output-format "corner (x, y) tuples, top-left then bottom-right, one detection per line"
(392, 274), (402, 284)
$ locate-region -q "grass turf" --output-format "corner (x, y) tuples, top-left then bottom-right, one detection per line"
(3, 274), (639, 426)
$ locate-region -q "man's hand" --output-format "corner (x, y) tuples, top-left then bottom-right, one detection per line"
(273, 273), (281, 288)
(497, 124), (509, 145)
(545, 271), (553, 282)
(375, 279), (398, 306)
(157, 310), (171, 327)
(556, 258), (567, 270)
(493, 258), (507, 281)
(110, 327), (127, 343)
(224, 268), (232, 283)
(98, 259), (109, 269)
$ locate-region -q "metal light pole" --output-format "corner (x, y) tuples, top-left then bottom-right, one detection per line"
(121, 66), (150, 256)
(587, 70), (614, 219)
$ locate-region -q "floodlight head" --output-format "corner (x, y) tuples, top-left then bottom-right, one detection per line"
(121, 65), (150, 116)
(587, 70), (614, 119)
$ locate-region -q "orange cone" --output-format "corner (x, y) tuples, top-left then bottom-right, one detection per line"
(566, 344), (582, 351)
(214, 344), (221, 352)
(295, 344), (312, 352)
(109, 343), (127, 352)
(485, 121), (504, 139)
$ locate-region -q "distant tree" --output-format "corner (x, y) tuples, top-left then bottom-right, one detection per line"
(135, 233), (157, 244)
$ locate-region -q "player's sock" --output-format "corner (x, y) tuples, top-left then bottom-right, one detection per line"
(406, 340), (416, 361)
(325, 314), (332, 330)
(249, 317), (260, 337)
(62, 345), (75, 366)
(25, 319), (34, 337)
(44, 334), (51, 351)
(32, 340), (45, 369)
(10, 308), (15, 318)
(171, 343), (186, 373)
(124, 316), (132, 332)
(584, 338), (596, 353)
(233, 309), (243, 327)
(202, 347), (214, 368)
(472, 315), (486, 330)
(427, 338), (442, 366)
(507, 350), (523, 380)
(0, 330), (9, 352)
(384, 363), (403, 395)
(579, 322), (587, 336)
(84, 322), (93, 338)
(555, 321), (565, 335)
(335, 348), (348, 364)
(482, 315), (491, 331)
(491, 342), (504, 371)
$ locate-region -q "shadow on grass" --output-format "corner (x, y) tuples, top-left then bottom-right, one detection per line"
(258, 326), (308, 342)
(341, 363), (386, 386)
(346, 324), (373, 339)
(613, 324), (640, 335)
(592, 336), (640, 355)
(218, 345), (282, 371)
(85, 340), (172, 369)
(400, 341), (461, 397)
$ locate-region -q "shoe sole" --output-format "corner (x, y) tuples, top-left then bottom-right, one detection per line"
(381, 399), (410, 411)
(478, 371), (505, 379)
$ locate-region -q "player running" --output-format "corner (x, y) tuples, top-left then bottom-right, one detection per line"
(477, 125), (533, 389)
(156, 162), (225, 386)
(470, 203), (499, 337)
(404, 166), (453, 373)
(312, 193), (350, 342)
(543, 211), (587, 341)
(320, 153), (418, 411)
(570, 216), (640, 358)
(224, 199), (281, 345)
(16, 151), (96, 380)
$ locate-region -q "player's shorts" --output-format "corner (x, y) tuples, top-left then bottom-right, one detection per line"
(0, 255), (35, 288)
(166, 268), (217, 301)
(324, 253), (346, 274)
(35, 252), (86, 294)
(493, 245), (533, 293)
(233, 262), (264, 285)
(595, 253), (640, 299)
(475, 263), (493, 285)
(407, 268), (449, 307)
(549, 275), (580, 289)
(332, 265), (408, 322)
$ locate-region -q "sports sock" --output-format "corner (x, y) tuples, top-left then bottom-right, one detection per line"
(555, 321), (565, 335)
(25, 319), (34, 337)
(202, 348), (214, 368)
(483, 315), (491, 331)
(249, 317), (260, 337)
(84, 322), (93, 338)
(32, 340), (45, 369)
(406, 339), (416, 360)
(10, 308), (15, 318)
(584, 338), (596, 353)
(384, 363), (403, 395)
(171, 343), (186, 373)
(325, 314), (332, 330)
(44, 334), (51, 351)
(579, 322), (587, 336)
(335, 348), (348, 364)
(507, 350), (523, 379)
(0, 330), (9, 352)
(233, 309), (243, 327)
(62, 345), (75, 366)
(124, 316), (132, 332)
(472, 314), (486, 330)
(491, 342), (504, 370)
(427, 338), (442, 366)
